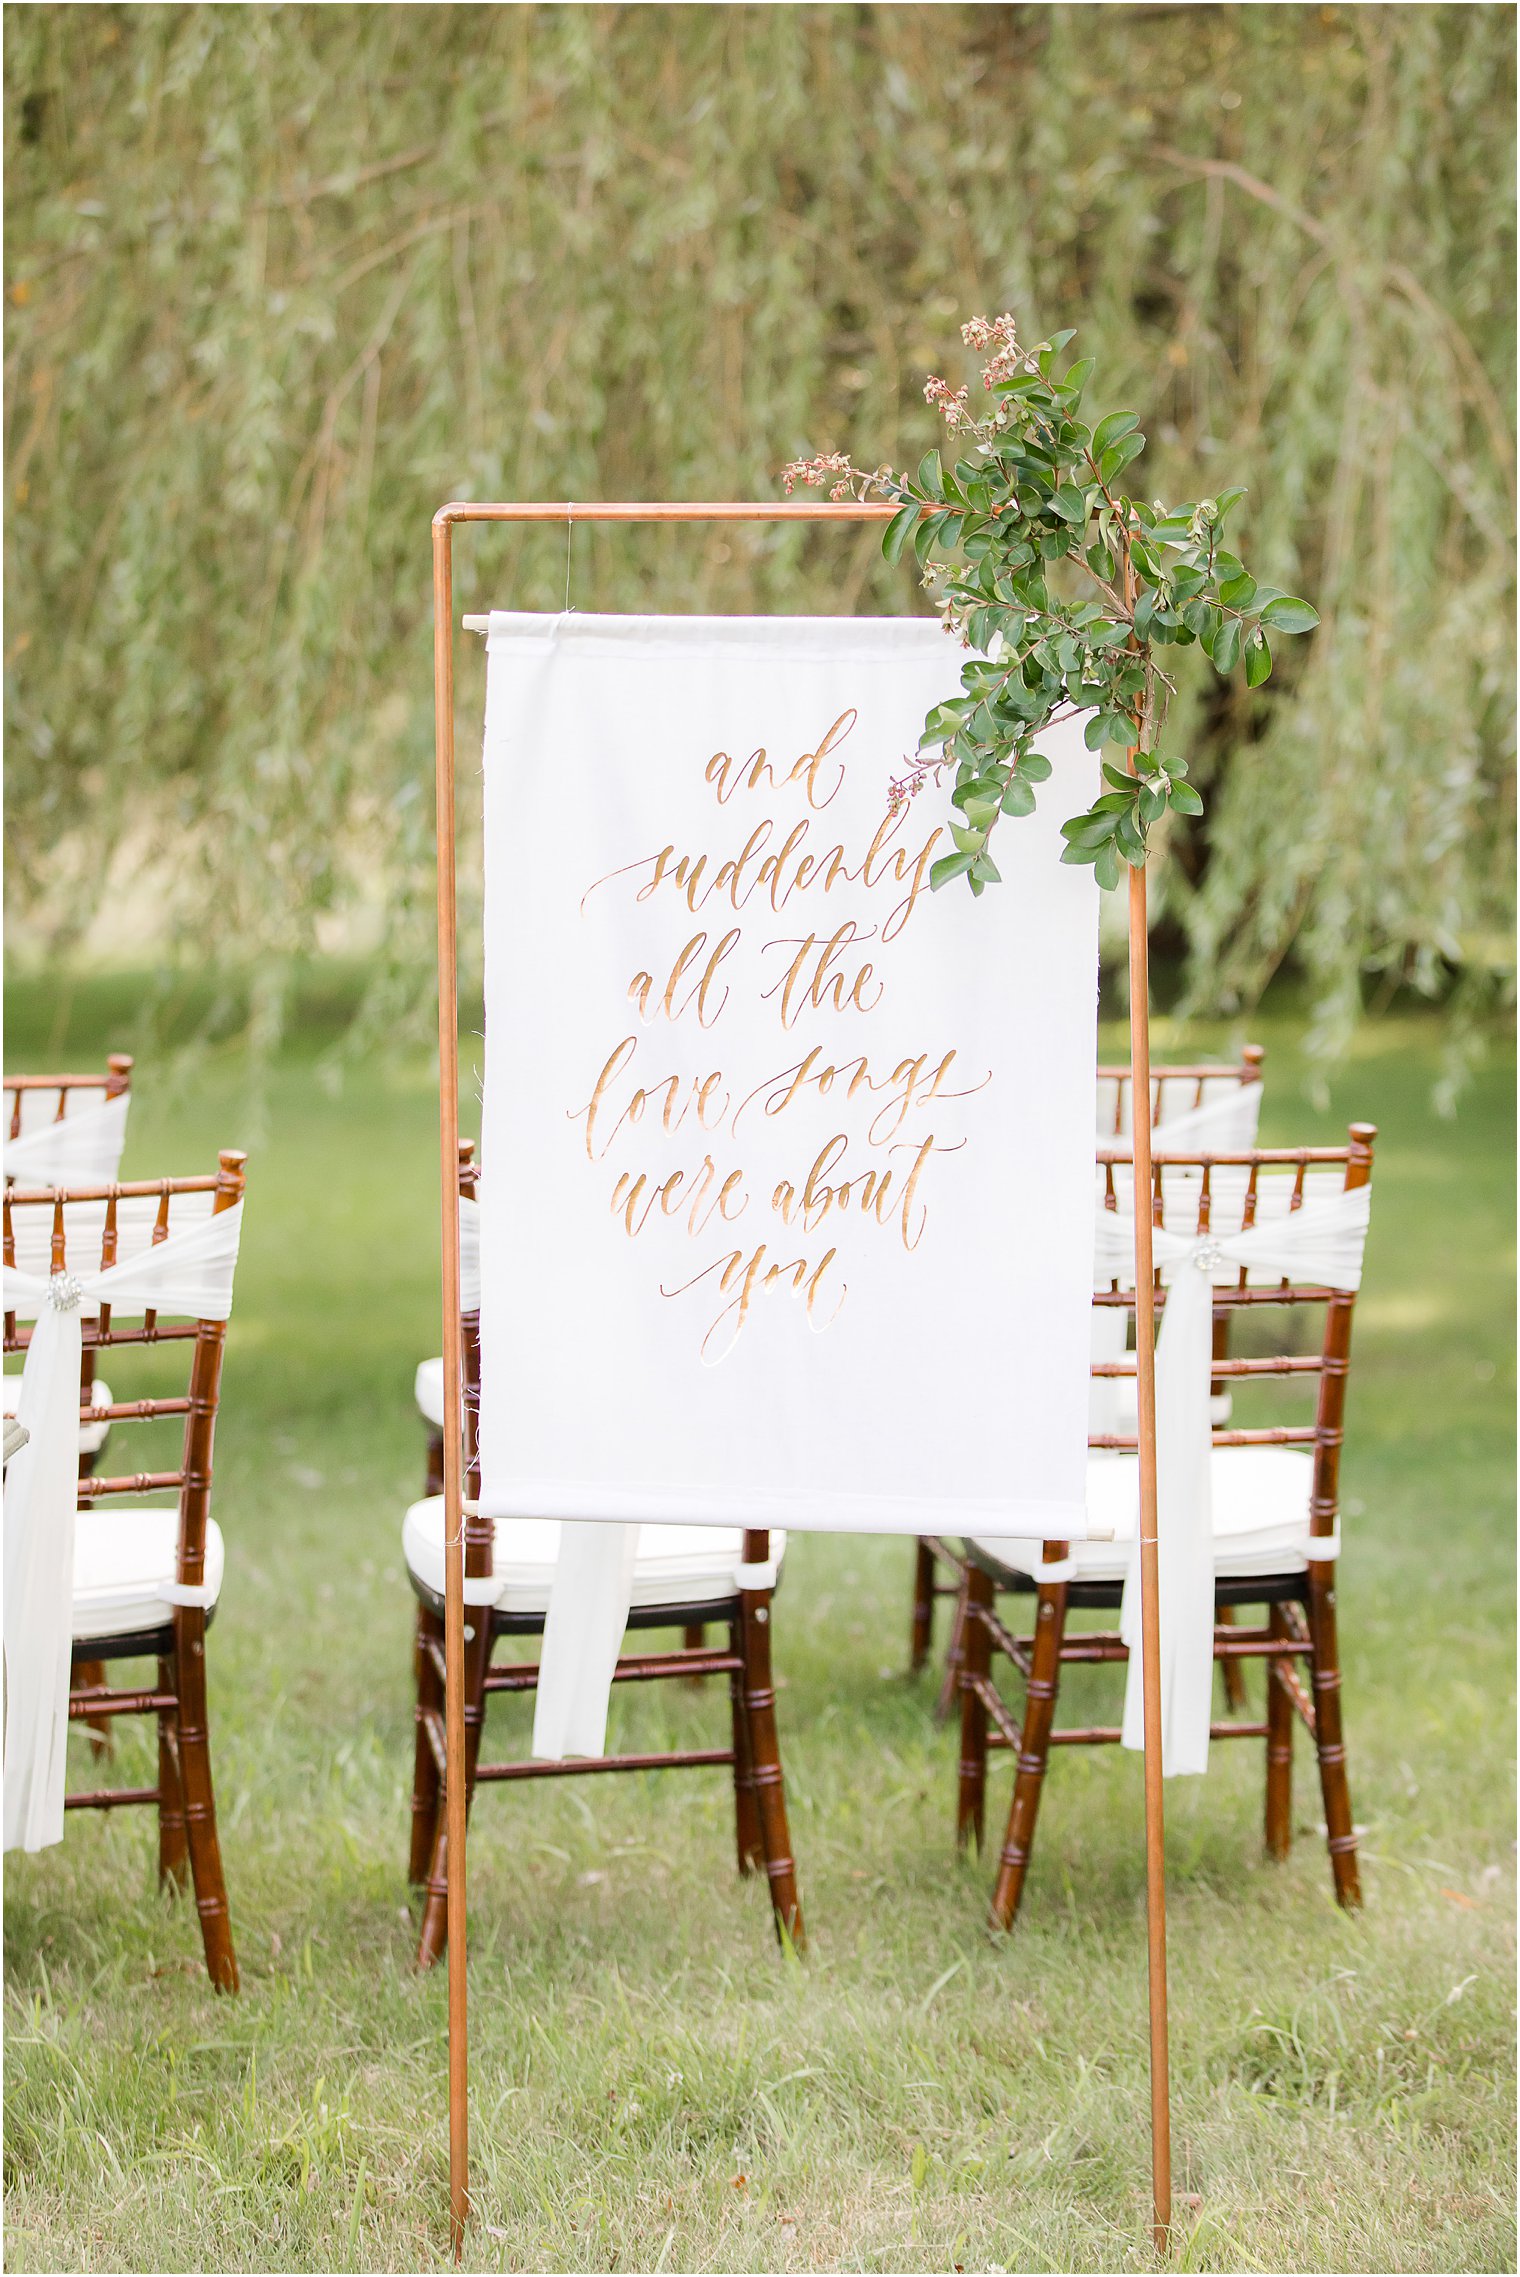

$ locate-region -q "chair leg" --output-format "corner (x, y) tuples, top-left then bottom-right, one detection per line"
(157, 1655), (190, 1891)
(409, 1604), (444, 1886)
(910, 1539), (936, 1674)
(738, 1586), (804, 1950)
(1306, 1567), (1361, 1908)
(990, 1582), (1069, 1932)
(416, 1616), (493, 1969)
(956, 1566), (993, 1852)
(171, 1612), (238, 1992)
(728, 1613), (764, 1875)
(935, 1577), (968, 1726)
(424, 1429), (444, 1500)
(1217, 1604), (1249, 1713)
(1264, 1602), (1294, 1861)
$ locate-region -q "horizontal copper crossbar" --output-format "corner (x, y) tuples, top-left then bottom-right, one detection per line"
(1091, 1355), (1325, 1378)
(64, 1785), (157, 1810)
(435, 499), (901, 526)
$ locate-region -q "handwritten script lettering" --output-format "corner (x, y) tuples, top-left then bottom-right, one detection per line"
(567, 704), (991, 1361)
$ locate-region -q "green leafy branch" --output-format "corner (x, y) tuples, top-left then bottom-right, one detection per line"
(785, 315), (1319, 895)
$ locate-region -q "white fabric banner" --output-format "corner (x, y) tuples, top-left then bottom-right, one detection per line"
(478, 612), (1099, 1754)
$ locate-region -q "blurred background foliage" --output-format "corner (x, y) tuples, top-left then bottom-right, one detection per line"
(5, 4), (1514, 1085)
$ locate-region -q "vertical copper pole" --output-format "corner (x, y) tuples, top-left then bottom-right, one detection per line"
(1127, 853), (1171, 2253)
(431, 511), (469, 2258)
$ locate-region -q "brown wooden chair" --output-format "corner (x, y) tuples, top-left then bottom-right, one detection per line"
(4, 1057), (135, 1454)
(5, 1060), (137, 1742)
(406, 1150), (804, 1966)
(4, 1056), (134, 1182)
(1094, 1042), (1264, 1145)
(909, 1045), (1267, 1703)
(940, 1125), (1375, 1928)
(3, 1153), (248, 1991)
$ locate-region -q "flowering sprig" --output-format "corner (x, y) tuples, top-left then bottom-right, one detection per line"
(783, 315), (1319, 895)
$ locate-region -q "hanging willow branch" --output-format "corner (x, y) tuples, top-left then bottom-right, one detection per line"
(4, 5), (1513, 1085)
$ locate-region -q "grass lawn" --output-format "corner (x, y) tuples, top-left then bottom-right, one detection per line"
(3, 973), (1514, 2274)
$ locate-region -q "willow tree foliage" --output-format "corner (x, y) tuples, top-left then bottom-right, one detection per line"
(5, 5), (1513, 1081)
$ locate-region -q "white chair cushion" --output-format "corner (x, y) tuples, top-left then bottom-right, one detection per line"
(414, 1356), (445, 1431)
(71, 1505), (224, 1641)
(973, 1445), (1320, 1585)
(402, 1496), (786, 1617)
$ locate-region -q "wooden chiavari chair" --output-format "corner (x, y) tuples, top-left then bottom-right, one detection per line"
(1094, 1042), (1264, 1145)
(4, 1057), (135, 1453)
(5, 1060), (136, 1742)
(406, 1152), (803, 1966)
(943, 1126), (1375, 1927)
(4, 1057), (135, 1180)
(910, 1045), (1267, 1703)
(3, 1154), (248, 1990)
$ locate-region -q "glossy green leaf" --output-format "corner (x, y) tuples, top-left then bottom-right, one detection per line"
(881, 503), (918, 564)
(1091, 410), (1140, 456)
(929, 851), (975, 892)
(1258, 595), (1319, 634)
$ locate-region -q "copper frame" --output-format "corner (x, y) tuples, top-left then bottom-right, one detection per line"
(430, 499), (1172, 2256)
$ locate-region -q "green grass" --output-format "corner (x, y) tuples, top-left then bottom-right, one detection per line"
(4, 975), (1514, 2274)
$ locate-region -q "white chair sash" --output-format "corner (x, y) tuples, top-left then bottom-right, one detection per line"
(460, 1191), (627, 1757)
(1148, 1083), (1263, 1151)
(1096, 1076), (1262, 1152)
(1092, 1180), (1370, 1778)
(2, 1201), (244, 1853)
(459, 1195), (481, 1315)
(531, 1519), (641, 1760)
(3, 1091), (131, 1187)
(460, 1188), (636, 1759)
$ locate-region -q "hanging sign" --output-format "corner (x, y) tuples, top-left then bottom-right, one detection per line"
(478, 613), (1098, 1541)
